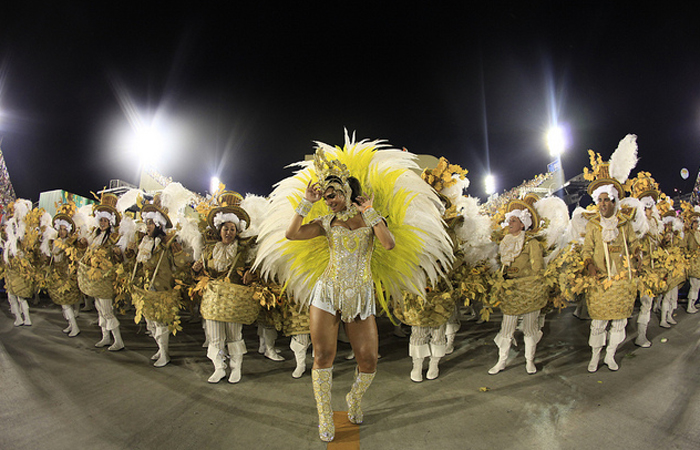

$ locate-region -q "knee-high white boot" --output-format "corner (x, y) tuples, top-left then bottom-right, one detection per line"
(62, 305), (80, 337)
(312, 367), (334, 442)
(426, 343), (446, 380)
(290, 334), (310, 379)
(660, 297), (672, 328)
(524, 335), (538, 374)
(635, 323), (651, 348)
(207, 345), (227, 383)
(588, 330), (606, 372)
(604, 329), (625, 371)
(409, 343), (430, 382)
(227, 340), (246, 383)
(109, 327), (124, 352)
(153, 325), (169, 367)
(18, 298), (32, 326)
(262, 327), (284, 361)
(488, 336), (512, 375)
(95, 327), (111, 347)
(8, 296), (23, 327)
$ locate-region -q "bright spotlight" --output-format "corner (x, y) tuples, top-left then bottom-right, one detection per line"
(210, 176), (220, 195)
(134, 125), (167, 167)
(484, 174), (496, 195)
(547, 126), (567, 157)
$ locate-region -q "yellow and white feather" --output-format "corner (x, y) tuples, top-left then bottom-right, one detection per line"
(254, 130), (453, 314)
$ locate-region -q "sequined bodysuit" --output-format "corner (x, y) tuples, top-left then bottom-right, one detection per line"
(309, 215), (375, 322)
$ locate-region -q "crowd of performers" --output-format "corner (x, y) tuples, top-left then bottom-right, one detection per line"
(2, 132), (700, 443)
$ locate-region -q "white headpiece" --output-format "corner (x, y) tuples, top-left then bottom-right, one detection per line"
(94, 210), (116, 226)
(142, 211), (168, 229)
(213, 212), (247, 232)
(53, 219), (73, 233)
(502, 208), (532, 231)
(592, 184), (619, 205)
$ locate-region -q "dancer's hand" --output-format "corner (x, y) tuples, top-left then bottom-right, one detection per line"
(305, 180), (322, 203)
(354, 193), (374, 212)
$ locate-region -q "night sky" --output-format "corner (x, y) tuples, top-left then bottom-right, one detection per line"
(1, 2), (699, 202)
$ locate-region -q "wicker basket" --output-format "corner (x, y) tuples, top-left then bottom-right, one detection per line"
(4, 269), (36, 298)
(200, 279), (260, 324)
(282, 301), (310, 336)
(498, 275), (548, 316)
(131, 286), (181, 326)
(77, 261), (115, 299)
(394, 291), (455, 327)
(47, 279), (83, 306)
(586, 278), (637, 320)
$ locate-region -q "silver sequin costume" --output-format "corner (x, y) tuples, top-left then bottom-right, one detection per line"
(309, 215), (376, 322)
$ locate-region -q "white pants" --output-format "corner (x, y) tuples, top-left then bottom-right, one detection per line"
(94, 298), (119, 330)
(205, 319), (244, 349)
(496, 310), (541, 343)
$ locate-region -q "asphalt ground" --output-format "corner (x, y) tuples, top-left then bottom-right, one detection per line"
(1, 294), (700, 450)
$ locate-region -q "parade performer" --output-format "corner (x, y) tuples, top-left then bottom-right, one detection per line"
(77, 193), (125, 351)
(681, 202), (700, 314)
(487, 194), (546, 375)
(42, 203), (84, 337)
(626, 172), (663, 347)
(192, 191), (259, 384)
(255, 131), (452, 442)
(3, 199), (41, 327)
(581, 135), (640, 372)
(395, 157), (469, 382)
(657, 201), (687, 328)
(128, 191), (190, 368)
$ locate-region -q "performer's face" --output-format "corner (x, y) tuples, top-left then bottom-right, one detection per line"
(146, 219), (156, 237)
(58, 226), (69, 239)
(220, 222), (237, 244)
(597, 193), (615, 218)
(323, 188), (346, 213)
(99, 217), (110, 231)
(645, 207), (653, 219)
(507, 216), (524, 235)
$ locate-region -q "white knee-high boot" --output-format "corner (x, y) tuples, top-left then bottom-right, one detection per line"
(207, 345), (227, 383)
(18, 298), (32, 326)
(524, 335), (538, 374)
(409, 343), (430, 382)
(604, 321), (626, 371)
(109, 327), (124, 351)
(290, 334), (310, 379)
(95, 327), (111, 347)
(62, 304), (80, 337)
(688, 278), (700, 313)
(588, 323), (606, 373)
(8, 295), (23, 326)
(426, 343), (446, 380)
(488, 335), (512, 375)
(636, 295), (652, 347)
(261, 327), (284, 361)
(660, 296), (672, 328)
(227, 340), (246, 383)
(153, 324), (169, 367)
